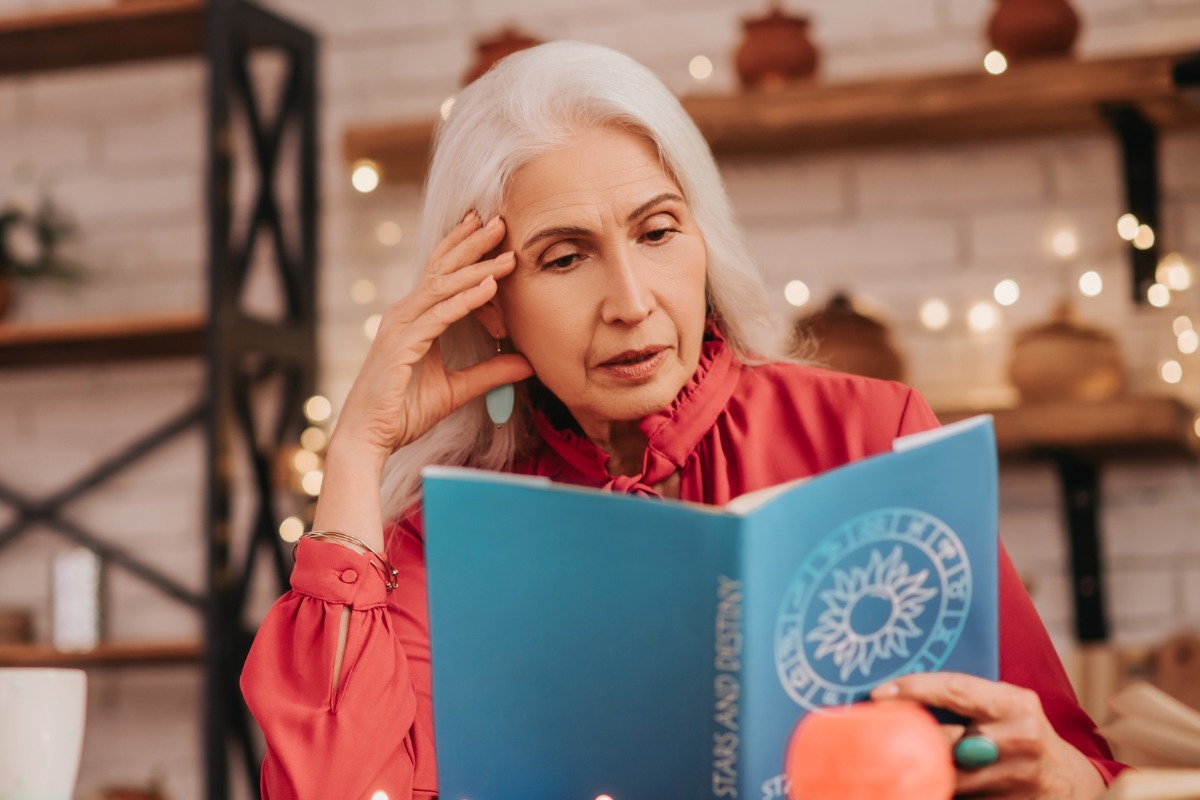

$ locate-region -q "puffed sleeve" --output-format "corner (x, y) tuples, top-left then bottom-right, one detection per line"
(241, 513), (437, 800)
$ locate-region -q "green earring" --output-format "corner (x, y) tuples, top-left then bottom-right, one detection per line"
(485, 336), (514, 427)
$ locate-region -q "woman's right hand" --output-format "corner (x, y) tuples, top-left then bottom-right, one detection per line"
(329, 211), (533, 467)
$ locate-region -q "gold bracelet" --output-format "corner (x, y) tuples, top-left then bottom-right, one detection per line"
(295, 530), (399, 593)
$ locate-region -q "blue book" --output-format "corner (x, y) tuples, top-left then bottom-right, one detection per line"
(422, 415), (999, 800)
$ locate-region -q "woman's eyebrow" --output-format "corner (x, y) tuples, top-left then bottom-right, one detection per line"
(520, 224), (593, 253)
(625, 192), (684, 223)
(519, 192), (685, 253)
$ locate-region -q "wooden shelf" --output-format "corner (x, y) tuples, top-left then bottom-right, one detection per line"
(0, 640), (203, 668)
(343, 50), (1200, 184)
(0, 311), (206, 369)
(936, 396), (1200, 459)
(0, 0), (205, 76)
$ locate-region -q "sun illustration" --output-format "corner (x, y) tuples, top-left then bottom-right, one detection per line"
(805, 545), (938, 682)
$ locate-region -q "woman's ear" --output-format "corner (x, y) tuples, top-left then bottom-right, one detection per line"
(471, 297), (508, 340)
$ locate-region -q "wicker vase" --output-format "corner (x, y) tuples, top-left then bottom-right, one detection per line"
(461, 27), (543, 86)
(1007, 301), (1124, 403)
(793, 294), (906, 383)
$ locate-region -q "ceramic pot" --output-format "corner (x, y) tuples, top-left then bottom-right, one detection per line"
(793, 294), (906, 382)
(734, 2), (819, 90)
(462, 27), (544, 86)
(987, 0), (1080, 62)
(1007, 301), (1125, 403)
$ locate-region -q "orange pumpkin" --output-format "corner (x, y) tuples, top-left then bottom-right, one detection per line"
(786, 700), (955, 800)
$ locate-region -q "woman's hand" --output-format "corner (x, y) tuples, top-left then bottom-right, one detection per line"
(871, 673), (1106, 800)
(330, 211), (533, 466)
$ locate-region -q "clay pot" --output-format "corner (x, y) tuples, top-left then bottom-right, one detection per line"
(987, 0), (1080, 62)
(1007, 301), (1125, 403)
(462, 27), (544, 86)
(734, 2), (819, 90)
(793, 293), (906, 383)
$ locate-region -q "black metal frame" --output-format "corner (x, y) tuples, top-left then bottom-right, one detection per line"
(205, 1), (318, 798)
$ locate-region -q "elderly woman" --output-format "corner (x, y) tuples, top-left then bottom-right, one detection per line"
(242, 41), (1124, 800)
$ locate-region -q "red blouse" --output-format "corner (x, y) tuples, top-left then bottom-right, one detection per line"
(242, 333), (1125, 799)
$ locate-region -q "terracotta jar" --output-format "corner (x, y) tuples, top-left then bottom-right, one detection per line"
(1007, 301), (1125, 403)
(461, 27), (544, 86)
(792, 294), (906, 383)
(734, 2), (819, 90)
(986, 0), (1080, 62)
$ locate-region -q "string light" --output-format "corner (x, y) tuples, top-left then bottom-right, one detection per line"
(304, 395), (332, 423)
(292, 449), (320, 474)
(919, 298), (950, 331)
(1160, 359), (1183, 384)
(1132, 224), (1155, 250)
(364, 313), (383, 340)
(993, 279), (1020, 307)
(1117, 214), (1139, 241)
(1147, 283), (1170, 307)
(967, 301), (1000, 333)
(376, 221), (403, 246)
(784, 280), (811, 307)
(1157, 253), (1193, 291)
(279, 516), (305, 543)
(1079, 271), (1103, 297)
(351, 160), (380, 193)
(1050, 228), (1079, 259)
(301, 470), (324, 497)
(439, 96), (456, 121)
(983, 50), (1008, 75)
(300, 426), (328, 452)
(351, 279), (377, 305)
(1174, 315), (1194, 337)
(1179, 329), (1199, 355)
(689, 55), (714, 81)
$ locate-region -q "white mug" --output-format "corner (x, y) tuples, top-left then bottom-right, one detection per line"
(0, 668), (87, 800)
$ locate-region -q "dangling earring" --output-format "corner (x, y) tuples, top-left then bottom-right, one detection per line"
(485, 335), (515, 428)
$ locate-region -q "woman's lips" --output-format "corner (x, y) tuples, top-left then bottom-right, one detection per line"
(597, 347), (668, 380)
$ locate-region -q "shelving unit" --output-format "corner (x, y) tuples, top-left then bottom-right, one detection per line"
(344, 49), (1200, 302)
(0, 640), (203, 668)
(936, 394), (1199, 650)
(343, 50), (1200, 181)
(936, 395), (1200, 460)
(0, 2), (318, 798)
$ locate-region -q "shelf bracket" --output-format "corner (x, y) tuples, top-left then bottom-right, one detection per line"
(1102, 104), (1160, 305)
(1052, 453), (1110, 643)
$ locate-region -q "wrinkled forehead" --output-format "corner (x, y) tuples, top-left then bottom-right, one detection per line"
(499, 127), (684, 226)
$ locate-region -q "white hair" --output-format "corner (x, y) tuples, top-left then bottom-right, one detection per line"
(379, 40), (785, 521)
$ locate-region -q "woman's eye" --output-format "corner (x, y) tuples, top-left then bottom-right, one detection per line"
(543, 253), (580, 271)
(643, 227), (678, 243)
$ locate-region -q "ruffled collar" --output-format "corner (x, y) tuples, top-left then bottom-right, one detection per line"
(529, 325), (740, 497)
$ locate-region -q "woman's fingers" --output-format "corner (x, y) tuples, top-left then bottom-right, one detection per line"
(406, 273), (504, 347)
(871, 672), (1023, 723)
(448, 352), (535, 410)
(428, 209), (482, 263)
(431, 214), (508, 278)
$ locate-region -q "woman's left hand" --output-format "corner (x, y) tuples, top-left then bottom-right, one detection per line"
(871, 673), (1106, 799)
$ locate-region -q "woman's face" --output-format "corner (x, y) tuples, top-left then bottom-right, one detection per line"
(480, 127), (709, 437)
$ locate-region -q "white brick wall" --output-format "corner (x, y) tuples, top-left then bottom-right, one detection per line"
(2, 0), (1200, 796)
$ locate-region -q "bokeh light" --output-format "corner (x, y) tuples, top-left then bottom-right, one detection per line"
(784, 280), (811, 307)
(919, 298), (950, 331)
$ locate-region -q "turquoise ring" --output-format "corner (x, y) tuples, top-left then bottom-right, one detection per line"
(953, 733), (1000, 770)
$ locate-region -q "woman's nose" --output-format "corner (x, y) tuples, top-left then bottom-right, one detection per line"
(599, 246), (655, 325)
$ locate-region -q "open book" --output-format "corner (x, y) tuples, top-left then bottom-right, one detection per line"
(422, 416), (1000, 800)
(1100, 682), (1200, 768)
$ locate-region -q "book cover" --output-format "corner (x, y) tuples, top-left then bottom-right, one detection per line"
(423, 415), (999, 800)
